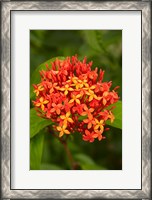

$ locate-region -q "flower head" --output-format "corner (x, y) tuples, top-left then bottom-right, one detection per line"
(33, 55), (119, 142)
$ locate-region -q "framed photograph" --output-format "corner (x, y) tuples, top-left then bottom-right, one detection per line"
(1, 1), (151, 199)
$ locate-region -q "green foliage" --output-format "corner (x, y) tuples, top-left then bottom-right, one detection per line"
(30, 108), (54, 138)
(74, 154), (106, 170)
(30, 131), (44, 170)
(40, 163), (63, 170)
(30, 30), (122, 170)
(78, 115), (88, 121)
(81, 30), (102, 52)
(106, 101), (122, 129)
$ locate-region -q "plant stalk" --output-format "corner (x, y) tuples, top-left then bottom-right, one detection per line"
(48, 126), (77, 169)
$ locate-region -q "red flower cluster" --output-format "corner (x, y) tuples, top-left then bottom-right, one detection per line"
(33, 56), (119, 142)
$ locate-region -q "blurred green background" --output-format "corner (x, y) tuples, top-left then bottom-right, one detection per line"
(30, 30), (122, 170)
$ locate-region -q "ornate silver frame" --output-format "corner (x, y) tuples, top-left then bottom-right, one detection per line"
(1, 1), (151, 199)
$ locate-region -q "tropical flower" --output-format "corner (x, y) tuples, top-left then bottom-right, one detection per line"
(50, 103), (62, 115)
(33, 55), (119, 142)
(56, 124), (70, 137)
(59, 84), (74, 95)
(35, 97), (49, 111)
(60, 111), (74, 125)
(83, 115), (96, 129)
(93, 130), (105, 141)
(69, 94), (82, 104)
(81, 105), (94, 119)
(33, 84), (44, 96)
(94, 119), (104, 132)
(83, 130), (96, 143)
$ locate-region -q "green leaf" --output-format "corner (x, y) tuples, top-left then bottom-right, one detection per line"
(30, 56), (65, 99)
(81, 164), (106, 170)
(81, 30), (102, 52)
(30, 108), (54, 138)
(106, 101), (122, 129)
(30, 131), (44, 170)
(101, 30), (122, 46)
(74, 153), (106, 170)
(78, 115), (87, 121)
(40, 163), (63, 170)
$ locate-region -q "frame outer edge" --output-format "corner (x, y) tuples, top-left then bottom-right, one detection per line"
(142, 2), (151, 199)
(1, 1), (151, 199)
(1, 1), (11, 198)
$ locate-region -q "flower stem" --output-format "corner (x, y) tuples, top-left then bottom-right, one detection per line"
(48, 126), (78, 169)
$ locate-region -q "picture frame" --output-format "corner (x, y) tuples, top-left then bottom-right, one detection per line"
(1, 1), (151, 199)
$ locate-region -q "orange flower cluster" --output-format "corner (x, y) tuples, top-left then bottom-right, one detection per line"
(33, 56), (119, 142)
